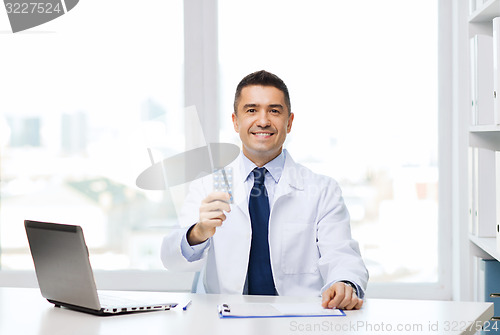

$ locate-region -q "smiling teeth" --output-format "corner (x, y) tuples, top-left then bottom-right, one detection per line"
(254, 133), (271, 136)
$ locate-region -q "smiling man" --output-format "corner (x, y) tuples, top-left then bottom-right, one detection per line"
(233, 84), (293, 167)
(161, 70), (368, 310)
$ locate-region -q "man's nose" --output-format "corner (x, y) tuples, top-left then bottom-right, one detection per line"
(256, 110), (271, 127)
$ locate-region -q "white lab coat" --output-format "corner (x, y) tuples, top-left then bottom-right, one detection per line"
(161, 151), (368, 297)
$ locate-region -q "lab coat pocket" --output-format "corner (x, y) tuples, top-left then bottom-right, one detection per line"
(281, 223), (319, 274)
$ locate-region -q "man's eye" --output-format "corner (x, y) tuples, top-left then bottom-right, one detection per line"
(270, 109), (280, 114)
(247, 109), (256, 113)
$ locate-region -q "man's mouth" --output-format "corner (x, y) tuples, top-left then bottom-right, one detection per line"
(252, 132), (274, 138)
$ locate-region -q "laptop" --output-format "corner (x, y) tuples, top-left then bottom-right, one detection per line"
(25, 220), (178, 316)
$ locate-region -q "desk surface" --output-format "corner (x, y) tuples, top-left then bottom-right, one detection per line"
(0, 287), (493, 335)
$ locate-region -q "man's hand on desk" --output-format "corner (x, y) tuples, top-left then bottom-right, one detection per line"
(321, 281), (363, 310)
(188, 192), (231, 245)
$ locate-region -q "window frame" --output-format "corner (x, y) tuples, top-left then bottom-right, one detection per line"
(0, 0), (454, 300)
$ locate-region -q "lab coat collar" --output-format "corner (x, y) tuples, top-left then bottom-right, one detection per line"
(240, 150), (285, 184)
(231, 150), (305, 217)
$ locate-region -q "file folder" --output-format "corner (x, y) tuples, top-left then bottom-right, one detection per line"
(218, 302), (346, 318)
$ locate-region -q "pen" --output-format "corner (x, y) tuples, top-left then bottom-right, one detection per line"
(183, 300), (192, 311)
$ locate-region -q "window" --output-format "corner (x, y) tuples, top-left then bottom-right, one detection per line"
(0, 0), (184, 272)
(218, 0), (441, 293)
(1, 0), (449, 297)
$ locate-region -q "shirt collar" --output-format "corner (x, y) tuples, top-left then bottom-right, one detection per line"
(241, 150), (286, 184)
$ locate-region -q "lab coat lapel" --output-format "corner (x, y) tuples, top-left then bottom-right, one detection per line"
(214, 154), (250, 293)
(271, 153), (304, 206)
(230, 154), (250, 220)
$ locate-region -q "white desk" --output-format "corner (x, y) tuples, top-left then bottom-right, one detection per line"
(0, 287), (493, 335)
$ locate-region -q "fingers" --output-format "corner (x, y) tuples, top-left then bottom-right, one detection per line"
(322, 282), (363, 310)
(344, 289), (363, 310)
(203, 192), (231, 206)
(190, 192), (232, 244)
(321, 282), (344, 309)
(199, 204), (227, 222)
(199, 203), (230, 220)
(198, 216), (226, 228)
(200, 192), (231, 221)
(321, 288), (333, 309)
(354, 298), (364, 310)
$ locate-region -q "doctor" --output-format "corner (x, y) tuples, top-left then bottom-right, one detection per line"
(161, 70), (368, 310)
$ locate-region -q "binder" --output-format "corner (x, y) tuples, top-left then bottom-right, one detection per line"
(472, 148), (497, 237)
(497, 152), (500, 251)
(470, 34), (494, 125)
(469, 0), (477, 15)
(479, 259), (500, 334)
(218, 302), (346, 318)
(494, 17), (500, 125)
(470, 147), (477, 235)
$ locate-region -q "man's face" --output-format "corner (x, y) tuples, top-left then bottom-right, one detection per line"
(232, 85), (294, 166)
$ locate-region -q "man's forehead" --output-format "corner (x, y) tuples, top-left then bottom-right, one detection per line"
(239, 85), (285, 103)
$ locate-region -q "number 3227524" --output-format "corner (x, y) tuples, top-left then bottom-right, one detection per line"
(5, 2), (62, 14)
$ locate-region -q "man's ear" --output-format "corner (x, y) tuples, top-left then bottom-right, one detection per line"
(232, 113), (239, 133)
(287, 113), (294, 133)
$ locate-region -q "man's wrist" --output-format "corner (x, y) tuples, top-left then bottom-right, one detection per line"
(181, 226), (210, 262)
(187, 223), (208, 246)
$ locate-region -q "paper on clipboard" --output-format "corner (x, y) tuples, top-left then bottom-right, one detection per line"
(218, 302), (346, 318)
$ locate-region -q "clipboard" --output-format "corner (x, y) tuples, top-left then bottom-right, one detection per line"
(218, 302), (346, 319)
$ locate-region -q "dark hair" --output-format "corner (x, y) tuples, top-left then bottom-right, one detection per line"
(233, 70), (291, 115)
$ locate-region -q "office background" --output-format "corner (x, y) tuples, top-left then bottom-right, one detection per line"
(0, 0), (469, 302)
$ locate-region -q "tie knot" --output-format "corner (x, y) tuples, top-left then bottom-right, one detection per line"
(253, 167), (266, 185)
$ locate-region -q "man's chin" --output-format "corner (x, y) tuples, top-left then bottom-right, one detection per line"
(243, 146), (283, 162)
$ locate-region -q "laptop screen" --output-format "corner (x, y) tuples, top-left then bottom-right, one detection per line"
(25, 220), (101, 311)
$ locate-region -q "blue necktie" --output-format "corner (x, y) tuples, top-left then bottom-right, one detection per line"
(247, 167), (276, 295)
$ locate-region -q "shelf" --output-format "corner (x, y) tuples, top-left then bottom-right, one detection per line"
(467, 0), (500, 303)
(469, 0), (500, 23)
(470, 235), (500, 261)
(469, 125), (500, 150)
(470, 124), (500, 132)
